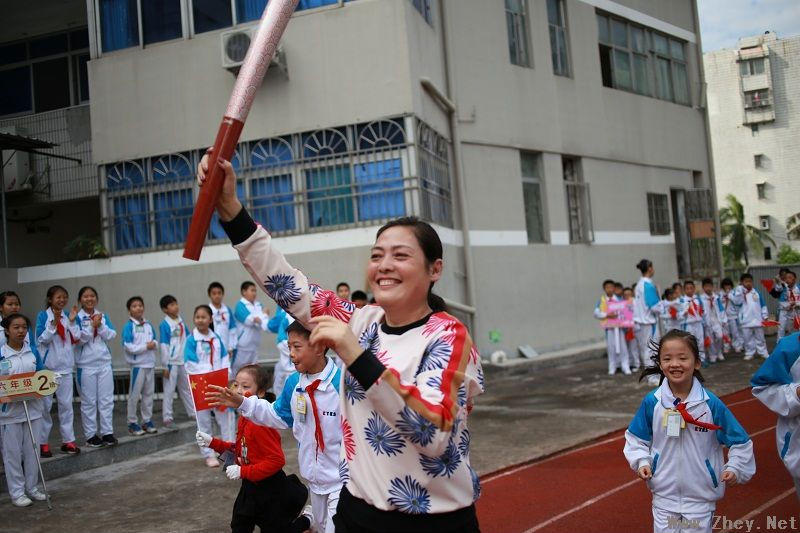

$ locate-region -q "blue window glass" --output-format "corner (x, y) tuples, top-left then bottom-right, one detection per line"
(106, 161), (146, 190)
(236, 0), (267, 23)
(151, 153), (194, 183)
(252, 176), (295, 231)
(113, 195), (150, 250)
(306, 166), (354, 227)
(298, 0), (339, 9)
(0, 43), (27, 67)
(0, 66), (32, 116)
(142, 0), (182, 45)
(194, 0), (233, 34)
(100, 0), (140, 52)
(154, 188), (193, 245)
(354, 159), (405, 221)
(29, 34), (69, 59)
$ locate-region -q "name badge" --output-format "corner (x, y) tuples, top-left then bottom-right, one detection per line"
(665, 411), (683, 437)
(296, 393), (307, 421)
(135, 325), (144, 333)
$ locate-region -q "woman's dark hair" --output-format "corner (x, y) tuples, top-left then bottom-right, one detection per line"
(1, 312), (30, 331)
(193, 305), (214, 331)
(78, 286), (98, 301)
(46, 285), (68, 308)
(636, 259), (652, 275)
(639, 329), (704, 385)
(376, 217), (447, 313)
(0, 290), (21, 308)
(236, 364), (270, 397)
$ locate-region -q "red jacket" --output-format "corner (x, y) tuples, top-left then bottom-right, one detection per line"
(209, 414), (285, 482)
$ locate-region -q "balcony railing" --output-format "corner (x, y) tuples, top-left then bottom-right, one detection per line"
(0, 104), (96, 204)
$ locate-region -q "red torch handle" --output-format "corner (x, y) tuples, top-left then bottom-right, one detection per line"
(182, 117), (244, 261)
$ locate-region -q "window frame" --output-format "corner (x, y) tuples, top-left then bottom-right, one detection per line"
(519, 151), (547, 244)
(505, 0), (532, 68)
(562, 156), (593, 244)
(547, 0), (570, 77)
(646, 192), (670, 236)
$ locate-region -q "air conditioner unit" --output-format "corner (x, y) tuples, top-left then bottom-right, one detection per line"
(759, 216), (770, 230)
(0, 126), (33, 193)
(221, 27), (287, 78)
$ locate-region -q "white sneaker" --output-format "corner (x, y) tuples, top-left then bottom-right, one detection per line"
(27, 488), (47, 501)
(623, 369), (632, 375)
(205, 457), (220, 468)
(760, 353), (769, 359)
(717, 354), (725, 361)
(743, 354), (754, 361)
(12, 495), (32, 507)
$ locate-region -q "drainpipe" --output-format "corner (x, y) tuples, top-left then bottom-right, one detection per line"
(691, 1), (725, 280)
(419, 0), (478, 329)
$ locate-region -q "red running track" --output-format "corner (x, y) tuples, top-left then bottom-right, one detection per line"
(477, 389), (798, 532)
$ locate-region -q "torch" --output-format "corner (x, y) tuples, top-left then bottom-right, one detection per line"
(183, 0), (299, 261)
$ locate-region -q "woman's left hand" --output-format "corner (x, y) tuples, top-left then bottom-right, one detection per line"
(308, 316), (362, 366)
(721, 470), (738, 485)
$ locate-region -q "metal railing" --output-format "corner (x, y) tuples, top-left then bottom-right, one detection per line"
(0, 104), (96, 204)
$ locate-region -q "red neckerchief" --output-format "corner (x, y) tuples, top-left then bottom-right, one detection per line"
(202, 337), (215, 367)
(674, 399), (721, 431)
(55, 314), (66, 342)
(305, 379), (325, 455)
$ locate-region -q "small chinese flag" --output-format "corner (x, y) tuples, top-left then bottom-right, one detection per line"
(189, 368), (229, 412)
(760, 279), (774, 293)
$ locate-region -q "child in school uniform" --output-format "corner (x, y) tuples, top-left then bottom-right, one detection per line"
(158, 295), (195, 427)
(679, 281), (707, 365)
(185, 304), (233, 467)
(1, 313), (47, 507)
(624, 330), (755, 532)
(660, 288), (685, 337)
(730, 273), (769, 360)
(776, 271), (800, 341)
(700, 278), (727, 363)
(122, 296), (158, 436)
(209, 282), (238, 363)
(209, 321), (343, 533)
(197, 364), (311, 533)
(720, 278), (743, 353)
(233, 281), (268, 378)
(71, 286), (118, 447)
(751, 332), (800, 499)
(35, 285), (80, 456)
(622, 287), (640, 372)
(594, 279), (631, 375)
(267, 305), (295, 394)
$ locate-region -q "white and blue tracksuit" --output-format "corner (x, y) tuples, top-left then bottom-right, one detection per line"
(679, 295), (707, 362)
(634, 277), (661, 368)
(159, 315), (194, 422)
(122, 317), (157, 426)
(731, 287), (769, 358)
(238, 356), (342, 533)
(210, 302), (237, 354)
(35, 308), (77, 444)
(624, 378), (755, 531)
(777, 284), (800, 341)
(660, 298), (686, 334)
(721, 290), (743, 352)
(751, 333), (800, 499)
(70, 308), (116, 439)
(185, 328), (234, 449)
(0, 343), (44, 501)
(701, 293), (728, 361)
(267, 306), (295, 394)
(594, 294), (630, 374)
(233, 297), (268, 376)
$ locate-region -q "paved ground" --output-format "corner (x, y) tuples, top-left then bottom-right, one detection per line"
(2, 347), (774, 532)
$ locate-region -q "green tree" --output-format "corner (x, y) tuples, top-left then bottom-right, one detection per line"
(718, 194), (774, 267)
(777, 244), (800, 265)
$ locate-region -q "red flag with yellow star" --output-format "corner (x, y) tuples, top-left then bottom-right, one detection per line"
(189, 368), (229, 412)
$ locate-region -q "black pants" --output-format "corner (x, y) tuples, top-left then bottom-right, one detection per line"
(333, 486), (481, 533)
(230, 471), (309, 533)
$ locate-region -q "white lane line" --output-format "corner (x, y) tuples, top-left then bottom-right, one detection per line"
(720, 488), (797, 533)
(726, 397), (758, 408)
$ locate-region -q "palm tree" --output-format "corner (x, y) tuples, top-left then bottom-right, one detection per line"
(787, 212), (800, 240)
(719, 194), (775, 267)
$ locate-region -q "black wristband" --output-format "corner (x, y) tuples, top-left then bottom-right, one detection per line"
(220, 206), (257, 246)
(348, 349), (386, 390)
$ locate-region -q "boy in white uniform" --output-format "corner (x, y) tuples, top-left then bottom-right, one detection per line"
(777, 271), (800, 341)
(233, 281), (269, 378)
(208, 282), (238, 360)
(731, 273), (769, 360)
(679, 281), (707, 364)
(122, 296), (158, 436)
(594, 279), (631, 375)
(700, 278), (727, 363)
(720, 278), (743, 352)
(158, 295), (195, 427)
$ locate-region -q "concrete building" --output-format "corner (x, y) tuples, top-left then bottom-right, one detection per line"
(704, 31), (800, 264)
(1, 0), (720, 365)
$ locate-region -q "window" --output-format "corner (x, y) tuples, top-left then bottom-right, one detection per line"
(739, 58), (765, 76)
(410, 0), (433, 25)
(647, 193), (670, 235)
(764, 246), (771, 261)
(744, 89), (770, 108)
(563, 157), (592, 244)
(754, 154), (764, 168)
(506, 0), (530, 67)
(520, 152), (546, 243)
(596, 12), (689, 104)
(0, 28), (91, 117)
(99, 0), (139, 52)
(756, 182), (766, 200)
(751, 123), (759, 136)
(547, 0), (569, 76)
(142, 0), (183, 45)
(193, 0), (233, 34)
(759, 215), (770, 231)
